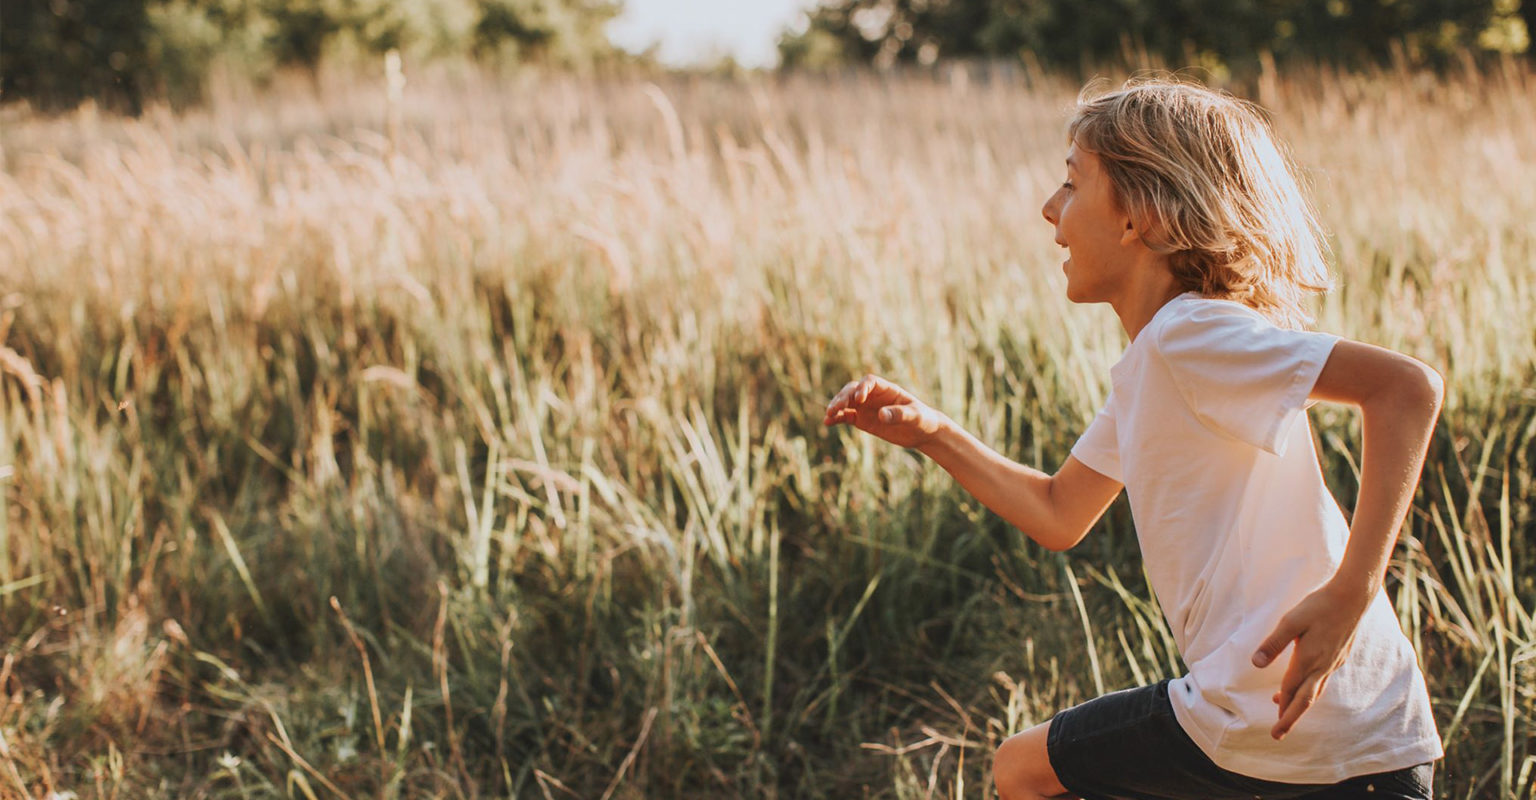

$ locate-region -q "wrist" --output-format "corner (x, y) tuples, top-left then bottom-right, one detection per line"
(1322, 570), (1378, 613)
(914, 414), (962, 459)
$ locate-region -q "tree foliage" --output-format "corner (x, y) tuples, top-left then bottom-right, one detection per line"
(779, 0), (1532, 73)
(0, 0), (156, 112)
(0, 0), (623, 112)
(474, 0), (621, 62)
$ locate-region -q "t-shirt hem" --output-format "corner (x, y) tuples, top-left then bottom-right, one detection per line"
(1069, 442), (1123, 483)
(1202, 741), (1444, 786)
(1169, 688), (1443, 785)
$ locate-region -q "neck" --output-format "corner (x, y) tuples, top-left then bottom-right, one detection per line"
(1112, 256), (1184, 340)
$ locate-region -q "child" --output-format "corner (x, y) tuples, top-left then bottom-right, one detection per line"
(823, 78), (1443, 800)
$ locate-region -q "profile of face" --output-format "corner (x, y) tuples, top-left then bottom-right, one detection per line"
(1040, 143), (1140, 305)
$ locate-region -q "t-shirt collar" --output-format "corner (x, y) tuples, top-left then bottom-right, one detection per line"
(1109, 292), (1201, 381)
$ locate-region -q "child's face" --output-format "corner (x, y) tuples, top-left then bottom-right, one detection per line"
(1040, 144), (1135, 304)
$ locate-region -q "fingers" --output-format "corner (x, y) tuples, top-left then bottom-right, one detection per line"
(823, 375), (910, 426)
(1271, 670), (1326, 740)
(1252, 590), (1358, 740)
(825, 408), (857, 426)
(1273, 652), (1303, 721)
(853, 374), (902, 406)
(1257, 614), (1307, 739)
(1251, 617), (1299, 668)
(823, 379), (863, 425)
(1269, 627), (1338, 740)
(823, 380), (861, 426)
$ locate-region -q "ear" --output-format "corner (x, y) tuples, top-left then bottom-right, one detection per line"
(1119, 207), (1159, 249)
(1118, 218), (1142, 245)
(1119, 216), (1142, 247)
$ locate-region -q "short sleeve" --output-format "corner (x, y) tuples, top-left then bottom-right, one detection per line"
(1071, 390), (1123, 482)
(1152, 302), (1339, 456)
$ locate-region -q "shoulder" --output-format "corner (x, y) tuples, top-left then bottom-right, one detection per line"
(1146, 295), (1277, 356)
(1145, 294), (1339, 384)
(1137, 295), (1341, 453)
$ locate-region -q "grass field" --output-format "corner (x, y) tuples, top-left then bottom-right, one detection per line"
(1, 61), (1534, 798)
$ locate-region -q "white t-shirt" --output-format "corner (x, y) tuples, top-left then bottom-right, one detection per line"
(1070, 293), (1442, 784)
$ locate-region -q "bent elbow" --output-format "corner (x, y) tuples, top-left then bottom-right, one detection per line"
(1405, 358), (1445, 415)
(1030, 524), (1086, 553)
(1370, 356), (1444, 423)
(1422, 363), (1446, 410)
(1035, 536), (1069, 553)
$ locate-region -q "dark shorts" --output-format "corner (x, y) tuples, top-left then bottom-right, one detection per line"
(1045, 680), (1433, 800)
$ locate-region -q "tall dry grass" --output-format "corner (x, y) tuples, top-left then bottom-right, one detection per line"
(0, 62), (1533, 797)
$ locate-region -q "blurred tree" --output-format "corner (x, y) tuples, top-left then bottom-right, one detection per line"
(262, 0), (345, 79)
(473, 0), (622, 66)
(777, 24), (851, 70)
(0, 0), (154, 112)
(778, 0), (1531, 73)
(0, 0), (624, 112)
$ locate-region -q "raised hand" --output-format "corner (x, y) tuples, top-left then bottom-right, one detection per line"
(822, 374), (950, 450)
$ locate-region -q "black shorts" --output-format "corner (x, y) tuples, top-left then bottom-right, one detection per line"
(1045, 680), (1433, 800)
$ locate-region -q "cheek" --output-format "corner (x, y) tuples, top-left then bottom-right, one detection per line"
(1061, 195), (1084, 224)
(1058, 203), (1080, 237)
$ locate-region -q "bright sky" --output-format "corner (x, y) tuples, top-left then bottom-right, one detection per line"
(607, 0), (818, 69)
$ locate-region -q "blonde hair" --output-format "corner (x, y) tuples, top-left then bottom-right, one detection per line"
(1068, 77), (1332, 329)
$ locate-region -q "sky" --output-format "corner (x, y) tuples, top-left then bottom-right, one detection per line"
(606, 0), (819, 69)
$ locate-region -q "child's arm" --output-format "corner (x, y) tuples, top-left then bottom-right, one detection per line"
(1250, 340), (1445, 741)
(824, 374), (1122, 551)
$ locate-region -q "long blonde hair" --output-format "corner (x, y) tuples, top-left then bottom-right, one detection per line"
(1068, 77), (1332, 329)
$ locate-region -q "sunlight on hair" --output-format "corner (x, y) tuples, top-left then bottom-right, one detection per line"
(1069, 76), (1332, 329)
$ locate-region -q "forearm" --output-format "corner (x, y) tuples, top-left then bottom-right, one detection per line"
(917, 419), (1077, 550)
(824, 374), (1118, 549)
(1331, 365), (1444, 601)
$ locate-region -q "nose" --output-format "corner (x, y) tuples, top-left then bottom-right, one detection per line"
(1041, 186), (1062, 225)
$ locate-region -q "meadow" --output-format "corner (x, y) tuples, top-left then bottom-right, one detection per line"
(0, 61), (1533, 798)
